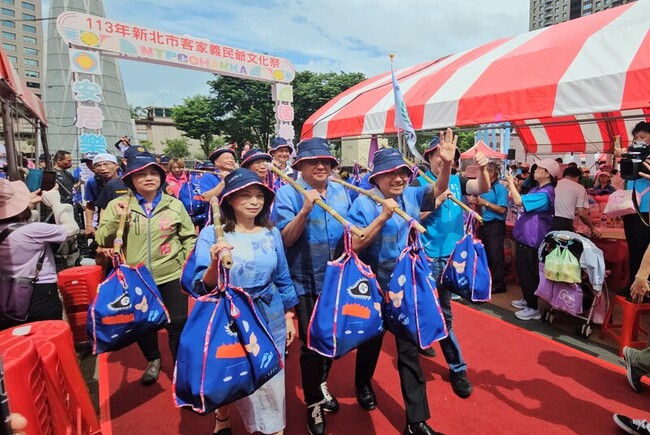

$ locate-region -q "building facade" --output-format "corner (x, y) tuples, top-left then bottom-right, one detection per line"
(529, 0), (636, 30)
(134, 107), (203, 157)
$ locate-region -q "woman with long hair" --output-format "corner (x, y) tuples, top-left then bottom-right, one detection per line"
(191, 168), (297, 435)
(165, 158), (189, 198)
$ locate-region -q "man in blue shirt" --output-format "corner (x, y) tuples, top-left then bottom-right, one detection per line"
(348, 136), (454, 435)
(272, 138), (351, 435)
(413, 136), (490, 399)
(469, 161), (508, 294)
(199, 147), (237, 201)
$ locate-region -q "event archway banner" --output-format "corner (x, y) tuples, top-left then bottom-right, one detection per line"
(302, 1), (650, 153)
(57, 11), (295, 83)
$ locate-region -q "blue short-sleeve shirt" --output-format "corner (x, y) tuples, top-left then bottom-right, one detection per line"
(480, 181), (508, 222)
(272, 178), (352, 296)
(348, 185), (430, 289)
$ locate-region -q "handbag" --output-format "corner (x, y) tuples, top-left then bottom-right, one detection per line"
(307, 227), (384, 359)
(603, 189), (644, 218)
(442, 212), (492, 303)
(87, 201), (170, 354)
(0, 224), (45, 322)
(173, 258), (283, 414)
(385, 222), (448, 349)
(87, 255), (170, 354)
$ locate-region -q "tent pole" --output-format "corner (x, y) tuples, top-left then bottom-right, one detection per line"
(2, 99), (19, 181)
(40, 121), (52, 170)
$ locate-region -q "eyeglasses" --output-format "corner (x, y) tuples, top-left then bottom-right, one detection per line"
(386, 170), (411, 180)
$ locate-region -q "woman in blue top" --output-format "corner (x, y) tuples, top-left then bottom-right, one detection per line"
(192, 168), (298, 435)
(347, 131), (455, 435)
(505, 158), (559, 321)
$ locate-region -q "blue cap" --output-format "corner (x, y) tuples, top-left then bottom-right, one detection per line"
(241, 148), (272, 168)
(160, 155), (170, 164)
(291, 137), (338, 169)
(121, 151), (165, 190)
(368, 148), (409, 184)
(269, 137), (294, 154)
(208, 147), (236, 163)
(218, 168), (274, 206)
(122, 145), (149, 159)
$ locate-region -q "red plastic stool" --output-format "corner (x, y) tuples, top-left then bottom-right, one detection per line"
(600, 295), (650, 356)
(57, 265), (104, 343)
(1, 337), (52, 435)
(0, 321), (101, 434)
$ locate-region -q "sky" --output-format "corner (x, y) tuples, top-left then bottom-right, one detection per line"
(42, 0), (530, 108)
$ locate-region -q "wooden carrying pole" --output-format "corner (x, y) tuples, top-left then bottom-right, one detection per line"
(113, 193), (133, 255)
(401, 154), (483, 223)
(265, 163), (366, 239)
(210, 197), (233, 268)
(331, 178), (426, 234)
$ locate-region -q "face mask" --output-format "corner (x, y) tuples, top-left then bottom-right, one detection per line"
(633, 141), (648, 147)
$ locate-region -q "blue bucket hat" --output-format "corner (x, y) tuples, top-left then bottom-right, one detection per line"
(121, 150), (166, 190)
(269, 137), (294, 154)
(422, 135), (461, 161)
(291, 137), (339, 169)
(196, 161), (215, 171)
(241, 148), (272, 168)
(218, 168), (275, 206)
(368, 148), (410, 184)
(208, 147), (236, 163)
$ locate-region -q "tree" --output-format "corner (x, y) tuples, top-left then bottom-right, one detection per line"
(129, 105), (147, 119)
(456, 130), (476, 152)
(293, 71), (366, 140)
(172, 95), (218, 157)
(163, 138), (190, 158)
(208, 76), (275, 149)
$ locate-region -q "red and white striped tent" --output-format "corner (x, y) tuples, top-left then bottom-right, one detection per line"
(302, 1), (650, 155)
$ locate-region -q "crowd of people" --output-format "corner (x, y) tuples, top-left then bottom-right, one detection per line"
(1, 122), (650, 434)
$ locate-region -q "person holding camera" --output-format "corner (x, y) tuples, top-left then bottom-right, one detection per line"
(622, 121), (650, 294)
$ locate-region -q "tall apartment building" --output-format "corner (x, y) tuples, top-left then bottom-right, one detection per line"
(529, 0), (636, 30)
(0, 0), (43, 97)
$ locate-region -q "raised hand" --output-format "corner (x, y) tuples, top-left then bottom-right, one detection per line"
(437, 128), (459, 164)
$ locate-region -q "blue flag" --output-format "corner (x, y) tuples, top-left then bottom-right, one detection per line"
(391, 63), (423, 161)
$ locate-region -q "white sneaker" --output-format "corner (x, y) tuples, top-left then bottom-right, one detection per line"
(515, 307), (541, 321)
(511, 298), (527, 309)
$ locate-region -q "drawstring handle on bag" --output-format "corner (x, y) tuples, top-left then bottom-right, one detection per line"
(464, 210), (480, 236)
(406, 219), (424, 251)
(210, 197), (233, 268)
(112, 192), (132, 288)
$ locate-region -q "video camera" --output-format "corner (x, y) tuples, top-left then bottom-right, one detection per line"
(620, 141), (650, 180)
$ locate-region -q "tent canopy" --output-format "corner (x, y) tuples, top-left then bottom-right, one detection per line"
(302, 1), (650, 154)
(461, 140), (506, 159)
(0, 48), (46, 125)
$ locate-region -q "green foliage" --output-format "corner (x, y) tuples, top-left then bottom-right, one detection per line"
(293, 71), (366, 140)
(139, 140), (153, 151)
(171, 95), (217, 157)
(208, 76), (275, 150)
(162, 137), (191, 158)
(129, 105), (146, 119)
(456, 130), (476, 152)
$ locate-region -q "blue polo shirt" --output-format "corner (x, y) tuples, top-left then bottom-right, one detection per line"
(272, 179), (352, 296)
(198, 172), (223, 195)
(626, 179), (650, 213)
(347, 185), (430, 289)
(84, 176), (100, 202)
(135, 191), (162, 217)
(417, 172), (468, 259)
(480, 181), (508, 222)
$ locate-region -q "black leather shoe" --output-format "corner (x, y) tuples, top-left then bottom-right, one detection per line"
(320, 382), (339, 413)
(418, 346), (437, 358)
(356, 383), (377, 411)
(449, 370), (473, 398)
(307, 402), (326, 435)
(140, 358), (161, 385)
(403, 421), (442, 435)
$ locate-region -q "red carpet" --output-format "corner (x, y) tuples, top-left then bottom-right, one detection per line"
(99, 303), (649, 434)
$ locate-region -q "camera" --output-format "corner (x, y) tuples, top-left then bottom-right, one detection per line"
(620, 141), (650, 180)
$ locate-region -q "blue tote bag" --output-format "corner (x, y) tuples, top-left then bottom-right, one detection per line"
(88, 257), (170, 355)
(385, 223), (448, 349)
(442, 212), (492, 303)
(178, 173), (208, 227)
(173, 260), (283, 414)
(307, 228), (384, 359)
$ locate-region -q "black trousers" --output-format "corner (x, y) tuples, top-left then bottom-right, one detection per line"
(295, 294), (333, 405)
(551, 216), (574, 232)
(0, 282), (63, 330)
(137, 279), (188, 363)
(515, 242), (540, 309)
(356, 333), (430, 424)
(479, 220), (506, 292)
(624, 213), (650, 287)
